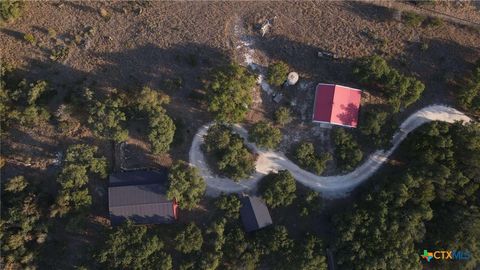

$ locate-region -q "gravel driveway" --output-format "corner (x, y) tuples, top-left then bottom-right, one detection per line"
(189, 105), (471, 198)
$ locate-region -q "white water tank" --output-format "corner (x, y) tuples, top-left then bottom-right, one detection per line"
(287, 72), (299, 85)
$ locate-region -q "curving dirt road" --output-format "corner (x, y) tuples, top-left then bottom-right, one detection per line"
(189, 105), (471, 198)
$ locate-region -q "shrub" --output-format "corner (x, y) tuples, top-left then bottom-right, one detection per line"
(175, 223), (203, 253)
(167, 160), (206, 210)
(207, 64), (256, 123)
(293, 142), (331, 175)
(23, 33), (36, 45)
(0, 0), (24, 23)
(402, 11), (425, 27)
(331, 128), (363, 172)
(274, 106), (293, 126)
(97, 221), (172, 270)
(204, 124), (256, 180)
(214, 194), (241, 219)
(425, 17), (443, 27)
(260, 170), (296, 208)
(248, 121), (282, 149)
(267, 61), (289, 87)
(88, 98), (129, 143)
(353, 55), (425, 112)
(148, 113), (175, 154)
(50, 46), (70, 61)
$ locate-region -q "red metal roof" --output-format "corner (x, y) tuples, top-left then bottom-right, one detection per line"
(312, 84), (362, 128)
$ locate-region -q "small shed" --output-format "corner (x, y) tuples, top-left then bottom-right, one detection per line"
(108, 170), (178, 226)
(240, 196), (273, 232)
(312, 83), (362, 128)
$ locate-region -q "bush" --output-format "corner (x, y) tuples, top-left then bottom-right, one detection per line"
(248, 121), (282, 149)
(260, 170), (296, 208)
(358, 106), (395, 147)
(207, 64), (256, 123)
(167, 160), (206, 210)
(274, 106), (292, 126)
(353, 55), (425, 112)
(88, 97), (129, 142)
(175, 223), (203, 253)
(298, 191), (323, 217)
(267, 61), (289, 86)
(214, 194), (241, 219)
(293, 142), (331, 175)
(148, 113), (175, 154)
(23, 33), (36, 45)
(425, 16), (443, 27)
(0, 0), (24, 23)
(402, 11), (425, 27)
(97, 221), (172, 270)
(204, 124), (256, 180)
(456, 63), (480, 115)
(331, 128), (363, 172)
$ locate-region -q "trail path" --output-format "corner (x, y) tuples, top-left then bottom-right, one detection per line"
(189, 105), (471, 198)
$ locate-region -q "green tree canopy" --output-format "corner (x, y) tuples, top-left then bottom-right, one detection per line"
(274, 106), (293, 126)
(97, 221), (172, 270)
(260, 170), (296, 208)
(204, 124), (256, 180)
(207, 64), (256, 123)
(175, 222), (203, 254)
(353, 55), (425, 112)
(167, 160), (206, 210)
(267, 61), (289, 87)
(331, 128), (363, 172)
(214, 194), (241, 220)
(88, 97), (129, 142)
(248, 121), (282, 150)
(293, 142), (331, 175)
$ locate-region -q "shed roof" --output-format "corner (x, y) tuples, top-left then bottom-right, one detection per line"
(240, 196), (272, 232)
(108, 170), (176, 225)
(312, 83), (362, 128)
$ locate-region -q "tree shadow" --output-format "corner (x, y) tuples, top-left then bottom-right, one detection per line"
(1, 28), (25, 41)
(342, 1), (395, 23)
(336, 103), (360, 127)
(62, 1), (99, 15)
(255, 34), (356, 84)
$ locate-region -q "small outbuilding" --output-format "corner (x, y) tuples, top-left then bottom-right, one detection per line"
(108, 170), (178, 226)
(312, 83), (362, 128)
(240, 196), (273, 232)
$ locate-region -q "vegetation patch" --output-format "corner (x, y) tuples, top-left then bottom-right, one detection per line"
(293, 142), (332, 175)
(248, 121), (282, 150)
(203, 124), (256, 180)
(331, 128), (363, 172)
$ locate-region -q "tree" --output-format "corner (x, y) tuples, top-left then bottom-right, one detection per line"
(260, 170), (296, 208)
(274, 106), (293, 126)
(148, 113), (175, 154)
(50, 144), (107, 217)
(1, 175), (47, 270)
(257, 226), (295, 269)
(207, 64), (256, 123)
(97, 221), (172, 270)
(353, 55), (425, 112)
(204, 124), (256, 181)
(456, 62), (480, 115)
(267, 61), (289, 87)
(331, 128), (363, 172)
(248, 121), (282, 150)
(358, 106), (395, 147)
(88, 97), (129, 142)
(136, 86), (170, 113)
(214, 194), (241, 219)
(295, 235), (328, 270)
(298, 190), (323, 217)
(134, 86), (176, 154)
(293, 142), (331, 175)
(0, 0), (24, 23)
(167, 160), (206, 210)
(175, 222), (203, 254)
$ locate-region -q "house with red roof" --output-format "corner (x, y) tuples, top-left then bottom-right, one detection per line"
(312, 83), (362, 128)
